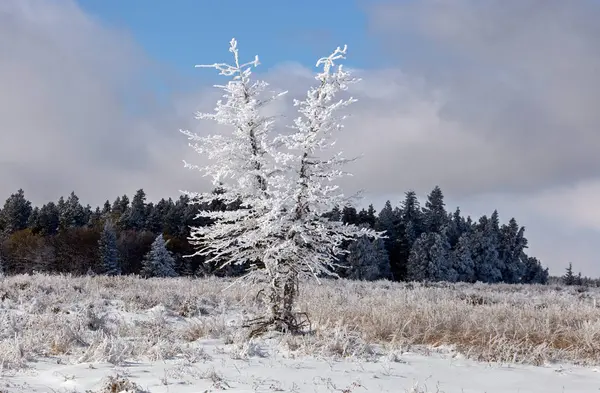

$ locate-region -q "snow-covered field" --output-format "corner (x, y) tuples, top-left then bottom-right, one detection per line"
(0, 274), (599, 392)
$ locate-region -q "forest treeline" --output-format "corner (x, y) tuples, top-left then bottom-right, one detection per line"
(0, 186), (561, 285)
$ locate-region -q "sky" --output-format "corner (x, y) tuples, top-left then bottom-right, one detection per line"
(1, 0), (599, 277)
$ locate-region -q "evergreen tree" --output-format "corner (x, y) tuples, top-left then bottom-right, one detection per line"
(141, 234), (178, 278)
(98, 221), (120, 275)
(0, 189), (32, 234)
(407, 231), (455, 282)
(101, 200), (112, 216)
(145, 199), (169, 234)
(120, 189), (147, 231)
(88, 207), (102, 228)
(452, 233), (476, 282)
(28, 207), (40, 231)
(563, 262), (575, 285)
(422, 186), (448, 234)
(357, 204), (377, 228)
(472, 215), (503, 283)
(323, 206), (342, 221)
(37, 202), (60, 236)
(346, 235), (391, 281)
(447, 206), (466, 248)
(376, 200), (402, 279)
(58, 192), (86, 230)
(499, 218), (527, 283)
(395, 190), (425, 280)
(341, 206), (359, 225)
(522, 257), (548, 284)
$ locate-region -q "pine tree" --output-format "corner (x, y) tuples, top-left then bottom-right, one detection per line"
(37, 202), (60, 236)
(181, 38), (290, 325)
(422, 186), (448, 234)
(522, 257), (548, 284)
(27, 207), (41, 234)
(499, 218), (527, 283)
(376, 200), (401, 280)
(406, 230), (455, 282)
(396, 190), (424, 280)
(141, 234), (178, 278)
(120, 189), (147, 231)
(182, 40), (378, 333)
(563, 262), (575, 285)
(101, 200), (112, 216)
(267, 44), (380, 330)
(58, 191), (86, 230)
(452, 233), (476, 282)
(472, 215), (503, 283)
(98, 221), (120, 275)
(341, 206), (359, 225)
(0, 189), (32, 234)
(346, 235), (391, 281)
(406, 233), (429, 281)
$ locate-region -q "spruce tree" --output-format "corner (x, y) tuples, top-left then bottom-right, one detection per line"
(396, 190), (424, 280)
(472, 215), (503, 283)
(0, 189), (32, 234)
(406, 231), (455, 282)
(59, 191), (86, 230)
(499, 218), (527, 283)
(120, 189), (147, 231)
(522, 257), (548, 284)
(98, 221), (120, 275)
(37, 202), (60, 236)
(141, 234), (178, 278)
(422, 186), (448, 234)
(563, 262), (575, 285)
(376, 200), (401, 279)
(346, 235), (391, 281)
(452, 233), (476, 282)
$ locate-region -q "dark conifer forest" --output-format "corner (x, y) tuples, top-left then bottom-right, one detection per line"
(0, 186), (557, 285)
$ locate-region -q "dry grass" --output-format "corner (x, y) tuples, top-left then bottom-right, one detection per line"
(0, 273), (599, 370)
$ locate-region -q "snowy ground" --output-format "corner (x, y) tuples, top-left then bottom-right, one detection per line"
(1, 274), (599, 392)
(2, 339), (599, 393)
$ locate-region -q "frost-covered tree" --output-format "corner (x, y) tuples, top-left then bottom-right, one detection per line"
(141, 234), (178, 278)
(182, 40), (378, 333)
(0, 189), (32, 234)
(563, 262), (575, 285)
(120, 189), (147, 231)
(37, 202), (60, 236)
(452, 233), (476, 282)
(58, 191), (86, 230)
(181, 39), (289, 318)
(346, 235), (391, 281)
(422, 186), (448, 234)
(522, 256), (548, 284)
(499, 218), (527, 283)
(406, 230), (455, 282)
(472, 215), (503, 283)
(98, 220), (120, 275)
(265, 44), (380, 330)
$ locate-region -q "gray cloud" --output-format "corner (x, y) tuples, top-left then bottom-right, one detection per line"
(364, 0), (600, 195)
